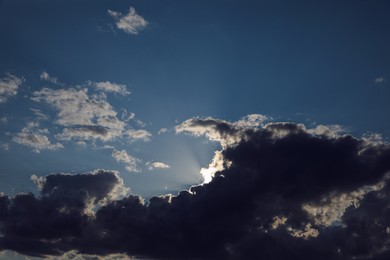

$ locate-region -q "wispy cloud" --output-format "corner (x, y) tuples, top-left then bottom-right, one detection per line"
(146, 161), (170, 170)
(40, 71), (62, 85)
(0, 143), (9, 151)
(31, 86), (150, 144)
(108, 7), (148, 35)
(12, 121), (63, 153)
(374, 76), (386, 84)
(0, 73), (23, 103)
(158, 128), (169, 135)
(112, 149), (141, 172)
(88, 81), (130, 96)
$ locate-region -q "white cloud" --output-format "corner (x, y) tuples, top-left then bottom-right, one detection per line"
(31, 88), (115, 126)
(158, 128), (168, 135)
(112, 149), (141, 172)
(0, 117), (7, 123)
(0, 73), (23, 103)
(147, 161), (171, 170)
(234, 114), (268, 128)
(12, 121), (63, 153)
(176, 114), (267, 148)
(199, 150), (227, 184)
(108, 7), (148, 35)
(31, 87), (151, 143)
(40, 71), (61, 85)
(88, 81), (130, 96)
(125, 129), (151, 142)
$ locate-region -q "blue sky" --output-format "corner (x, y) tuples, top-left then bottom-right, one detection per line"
(1, 1), (390, 259)
(1, 0), (390, 197)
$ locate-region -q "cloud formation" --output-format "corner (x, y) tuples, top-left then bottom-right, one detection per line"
(40, 71), (61, 85)
(374, 77), (386, 84)
(12, 122), (63, 153)
(30, 85), (150, 145)
(0, 73), (23, 103)
(147, 161), (171, 170)
(112, 149), (141, 172)
(88, 81), (130, 96)
(1, 116), (390, 259)
(108, 7), (148, 35)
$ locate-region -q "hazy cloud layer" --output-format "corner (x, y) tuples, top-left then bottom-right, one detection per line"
(0, 73), (23, 103)
(108, 7), (148, 35)
(1, 117), (390, 259)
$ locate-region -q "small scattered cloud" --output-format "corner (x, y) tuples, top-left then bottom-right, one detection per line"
(31, 87), (150, 144)
(158, 128), (169, 135)
(0, 73), (23, 103)
(112, 149), (141, 172)
(40, 71), (62, 85)
(0, 117), (7, 123)
(374, 76), (386, 84)
(146, 161), (170, 170)
(108, 7), (148, 35)
(88, 81), (130, 96)
(12, 121), (63, 153)
(125, 129), (151, 142)
(120, 109), (135, 122)
(30, 108), (49, 121)
(0, 143), (9, 151)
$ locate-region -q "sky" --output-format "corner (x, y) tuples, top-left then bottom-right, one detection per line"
(1, 0), (390, 259)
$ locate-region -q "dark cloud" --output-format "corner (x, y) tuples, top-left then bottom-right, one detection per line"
(1, 118), (390, 259)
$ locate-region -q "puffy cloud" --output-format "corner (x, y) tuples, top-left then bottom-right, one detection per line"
(31, 88), (116, 126)
(40, 71), (61, 85)
(108, 7), (148, 35)
(88, 81), (130, 96)
(1, 117), (390, 259)
(0, 73), (23, 103)
(31, 87), (150, 144)
(146, 161), (170, 171)
(112, 149), (141, 172)
(124, 129), (151, 142)
(12, 121), (63, 153)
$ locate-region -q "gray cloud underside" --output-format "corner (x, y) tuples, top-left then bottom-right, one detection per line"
(1, 117), (390, 259)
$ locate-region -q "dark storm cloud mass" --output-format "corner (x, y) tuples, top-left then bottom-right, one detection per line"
(1, 118), (390, 259)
